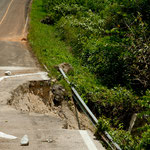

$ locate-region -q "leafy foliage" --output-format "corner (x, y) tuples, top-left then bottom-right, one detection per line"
(42, 0), (150, 92)
(96, 117), (137, 150)
(137, 90), (150, 149)
(30, 0), (150, 149)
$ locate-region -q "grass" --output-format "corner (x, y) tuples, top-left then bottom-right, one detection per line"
(28, 0), (101, 100)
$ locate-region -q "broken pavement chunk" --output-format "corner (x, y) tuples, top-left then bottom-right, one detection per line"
(5, 71), (11, 76)
(20, 135), (29, 146)
(41, 137), (54, 143)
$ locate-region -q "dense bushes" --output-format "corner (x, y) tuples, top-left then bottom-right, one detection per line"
(95, 91), (150, 149)
(41, 0), (150, 149)
(96, 116), (149, 149)
(42, 0), (150, 92)
(96, 117), (137, 150)
(84, 86), (139, 131)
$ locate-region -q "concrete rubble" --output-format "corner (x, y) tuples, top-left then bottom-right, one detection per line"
(20, 135), (29, 146)
(5, 71), (11, 76)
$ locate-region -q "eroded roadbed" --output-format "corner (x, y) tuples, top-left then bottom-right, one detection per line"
(0, 80), (105, 150)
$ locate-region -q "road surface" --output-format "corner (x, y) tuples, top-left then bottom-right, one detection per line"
(0, 0), (37, 71)
(0, 0), (105, 149)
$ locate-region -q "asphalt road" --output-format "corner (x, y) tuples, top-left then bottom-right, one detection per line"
(0, 0), (37, 71)
(0, 0), (29, 40)
(0, 0), (11, 22)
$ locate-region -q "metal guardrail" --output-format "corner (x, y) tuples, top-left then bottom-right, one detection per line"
(59, 67), (122, 150)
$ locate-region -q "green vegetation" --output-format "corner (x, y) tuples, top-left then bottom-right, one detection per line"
(29, 0), (150, 149)
(42, 0), (150, 91)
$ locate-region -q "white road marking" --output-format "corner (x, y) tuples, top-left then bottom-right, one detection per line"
(0, 72), (49, 82)
(23, 16), (28, 36)
(0, 0), (14, 25)
(0, 66), (36, 70)
(79, 130), (98, 150)
(0, 131), (17, 140)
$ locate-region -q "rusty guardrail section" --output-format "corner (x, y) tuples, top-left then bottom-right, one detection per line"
(59, 67), (122, 150)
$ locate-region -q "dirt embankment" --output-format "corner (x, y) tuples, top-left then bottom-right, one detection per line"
(8, 80), (95, 132)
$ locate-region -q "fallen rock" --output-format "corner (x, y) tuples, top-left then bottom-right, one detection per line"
(21, 38), (27, 42)
(20, 135), (29, 146)
(42, 137), (53, 143)
(52, 84), (66, 106)
(51, 78), (57, 83)
(58, 63), (73, 74)
(5, 71), (11, 76)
